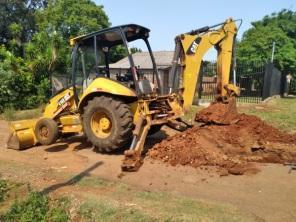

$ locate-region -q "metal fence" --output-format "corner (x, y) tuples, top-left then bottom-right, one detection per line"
(236, 62), (265, 102)
(197, 62), (217, 101)
(198, 61), (265, 103)
(262, 62), (283, 100)
(50, 61), (287, 102)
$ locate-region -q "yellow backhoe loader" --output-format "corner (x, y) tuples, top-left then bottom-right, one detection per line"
(7, 18), (240, 171)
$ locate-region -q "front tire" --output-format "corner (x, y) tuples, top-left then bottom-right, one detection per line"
(35, 118), (59, 145)
(82, 96), (133, 152)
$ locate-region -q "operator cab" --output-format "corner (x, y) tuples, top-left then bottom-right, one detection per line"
(70, 24), (162, 102)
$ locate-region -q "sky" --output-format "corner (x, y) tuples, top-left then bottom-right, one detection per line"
(95, 0), (295, 59)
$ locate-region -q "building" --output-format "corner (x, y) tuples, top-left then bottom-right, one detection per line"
(109, 51), (175, 88)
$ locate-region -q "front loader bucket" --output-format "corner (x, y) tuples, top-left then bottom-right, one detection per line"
(6, 119), (38, 150)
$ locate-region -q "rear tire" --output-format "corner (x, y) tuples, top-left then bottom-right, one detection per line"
(82, 96), (133, 152)
(35, 118), (59, 145)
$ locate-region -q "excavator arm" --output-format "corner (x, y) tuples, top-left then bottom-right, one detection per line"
(169, 18), (240, 111)
(122, 18), (241, 171)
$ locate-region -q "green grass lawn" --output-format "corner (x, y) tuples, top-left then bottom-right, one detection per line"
(0, 160), (257, 222)
(200, 95), (262, 103)
(187, 98), (296, 133)
(238, 98), (296, 132)
(0, 107), (43, 121)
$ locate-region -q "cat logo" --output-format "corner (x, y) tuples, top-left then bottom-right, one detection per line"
(186, 37), (201, 55)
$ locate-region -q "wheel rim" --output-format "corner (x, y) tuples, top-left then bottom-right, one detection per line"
(90, 111), (112, 138)
(39, 126), (49, 140)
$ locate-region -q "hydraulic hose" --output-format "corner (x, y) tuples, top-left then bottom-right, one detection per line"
(168, 38), (181, 93)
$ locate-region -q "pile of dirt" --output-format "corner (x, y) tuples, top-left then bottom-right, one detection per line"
(195, 98), (239, 125)
(148, 113), (296, 176)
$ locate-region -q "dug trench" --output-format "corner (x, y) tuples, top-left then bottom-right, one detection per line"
(148, 102), (296, 176)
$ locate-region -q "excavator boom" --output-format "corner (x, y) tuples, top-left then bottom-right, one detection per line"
(122, 18), (241, 171)
(169, 18), (240, 111)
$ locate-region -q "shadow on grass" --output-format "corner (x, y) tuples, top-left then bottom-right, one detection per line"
(41, 161), (103, 195)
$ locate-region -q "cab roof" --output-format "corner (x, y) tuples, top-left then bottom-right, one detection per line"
(70, 24), (150, 47)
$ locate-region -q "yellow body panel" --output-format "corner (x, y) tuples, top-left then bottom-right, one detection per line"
(78, 77), (137, 108)
(59, 114), (81, 126)
(43, 88), (76, 119)
(59, 114), (82, 133)
(180, 18), (237, 111)
(14, 127), (36, 148)
(61, 125), (82, 133)
(10, 119), (38, 131)
(8, 119), (38, 149)
(129, 102), (139, 123)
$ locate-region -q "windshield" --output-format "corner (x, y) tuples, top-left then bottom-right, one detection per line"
(73, 30), (159, 97)
(73, 30), (126, 96)
(109, 38), (157, 85)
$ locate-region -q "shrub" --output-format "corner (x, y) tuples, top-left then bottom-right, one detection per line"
(1, 192), (69, 222)
(0, 177), (8, 202)
(0, 46), (49, 112)
(2, 107), (15, 121)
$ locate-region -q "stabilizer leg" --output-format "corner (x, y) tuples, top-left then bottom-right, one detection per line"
(121, 116), (151, 171)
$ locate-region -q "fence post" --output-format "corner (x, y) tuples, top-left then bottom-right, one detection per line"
(262, 62), (283, 100)
(262, 62), (272, 100)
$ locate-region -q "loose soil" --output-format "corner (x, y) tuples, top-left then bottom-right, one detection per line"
(149, 110), (296, 176)
(195, 98), (239, 125)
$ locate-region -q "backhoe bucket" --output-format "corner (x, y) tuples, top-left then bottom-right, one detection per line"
(195, 97), (238, 125)
(122, 150), (143, 172)
(6, 119), (38, 150)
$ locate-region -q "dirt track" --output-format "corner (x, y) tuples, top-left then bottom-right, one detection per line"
(0, 120), (296, 221)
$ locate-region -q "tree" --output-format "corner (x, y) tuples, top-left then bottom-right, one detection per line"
(130, 47), (142, 54)
(25, 30), (67, 82)
(0, 0), (47, 55)
(0, 0), (111, 111)
(27, 0), (110, 74)
(25, 0), (110, 96)
(237, 9), (296, 75)
(0, 46), (44, 112)
(36, 0), (110, 40)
